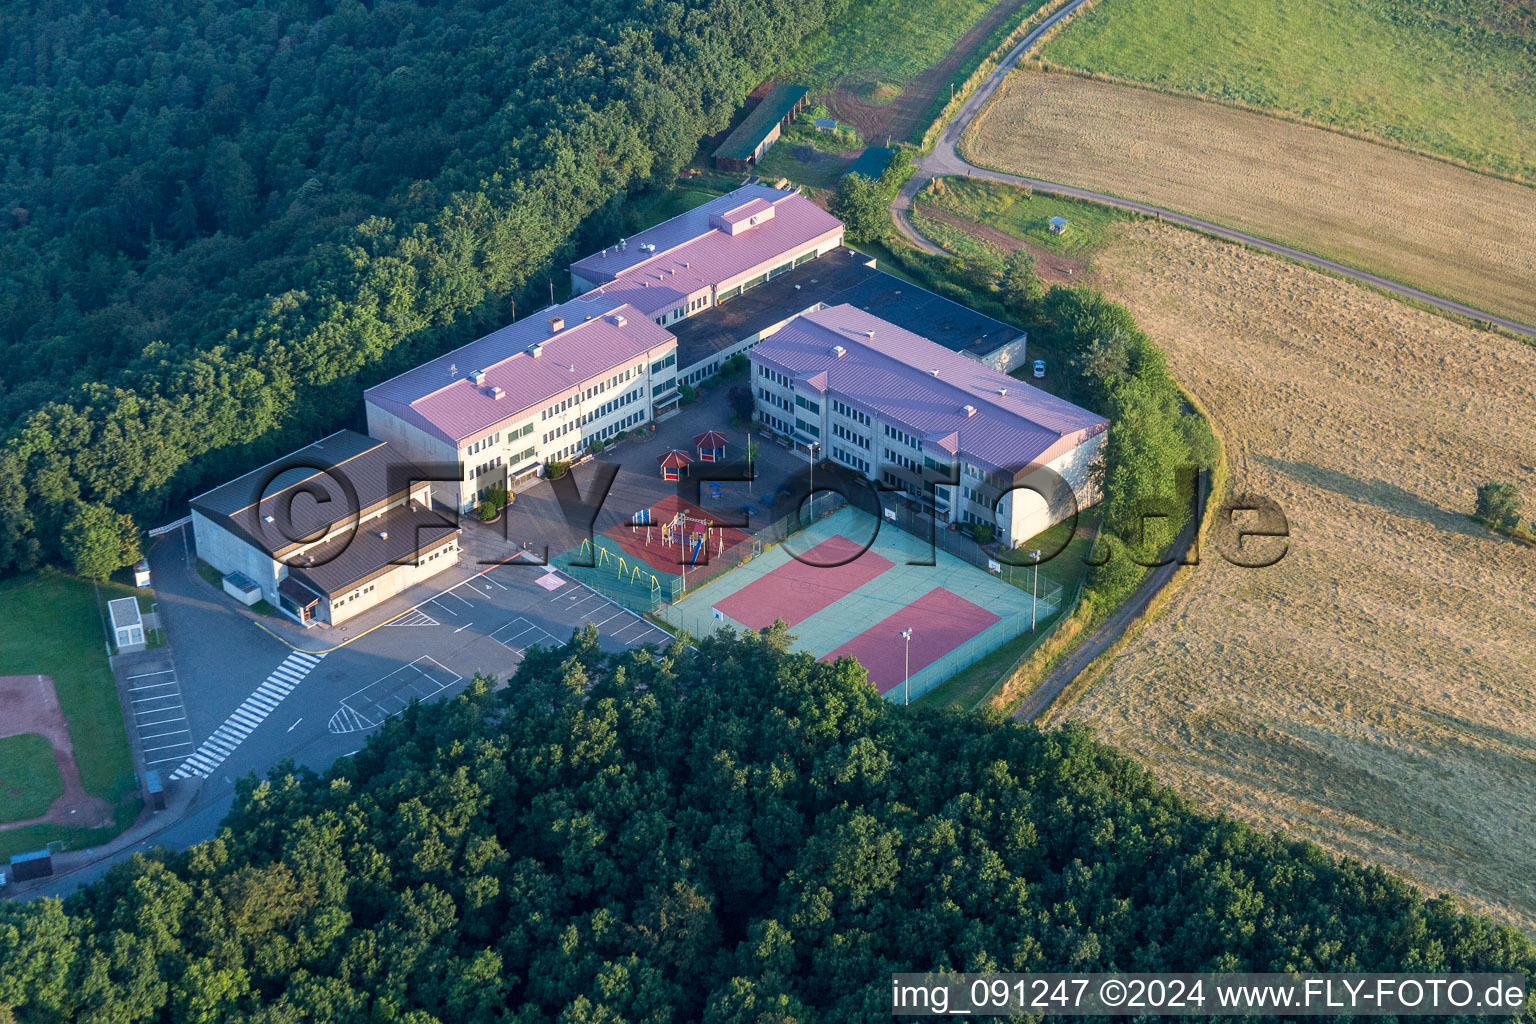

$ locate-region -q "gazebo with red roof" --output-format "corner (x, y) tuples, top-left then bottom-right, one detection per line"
(657, 449), (692, 482)
(693, 430), (728, 462)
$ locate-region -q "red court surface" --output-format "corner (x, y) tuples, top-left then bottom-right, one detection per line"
(712, 535), (894, 629)
(606, 494), (753, 576)
(823, 586), (1000, 694)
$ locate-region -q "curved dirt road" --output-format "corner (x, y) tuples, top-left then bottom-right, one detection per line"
(893, 0), (1536, 340)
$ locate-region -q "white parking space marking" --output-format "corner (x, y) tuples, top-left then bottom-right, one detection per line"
(171, 650), (325, 780)
(490, 617), (565, 656)
(327, 656), (463, 734)
(122, 663), (198, 770)
(385, 609), (439, 627)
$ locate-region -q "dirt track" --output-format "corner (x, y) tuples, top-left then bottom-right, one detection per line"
(827, 0), (1038, 144)
(914, 204), (1085, 282)
(0, 674), (112, 830)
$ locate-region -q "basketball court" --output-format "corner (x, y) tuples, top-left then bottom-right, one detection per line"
(660, 506), (1059, 700)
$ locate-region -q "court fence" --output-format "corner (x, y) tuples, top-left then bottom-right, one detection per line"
(555, 493), (852, 615)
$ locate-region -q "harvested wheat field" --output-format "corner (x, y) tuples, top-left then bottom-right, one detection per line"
(1062, 222), (1536, 930)
(964, 72), (1536, 325)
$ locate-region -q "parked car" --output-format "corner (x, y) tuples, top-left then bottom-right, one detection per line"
(1032, 359), (1046, 378)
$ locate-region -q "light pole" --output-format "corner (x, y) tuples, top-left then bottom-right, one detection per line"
(900, 627), (913, 705)
(1030, 547), (1041, 631)
(807, 440), (820, 519)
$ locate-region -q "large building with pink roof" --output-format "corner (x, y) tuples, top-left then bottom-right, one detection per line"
(569, 184), (844, 330)
(749, 305), (1108, 546)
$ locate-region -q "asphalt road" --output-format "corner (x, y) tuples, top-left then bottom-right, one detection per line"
(892, 0), (1536, 340)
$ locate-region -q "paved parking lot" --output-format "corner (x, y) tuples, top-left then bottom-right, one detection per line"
(121, 656), (196, 771)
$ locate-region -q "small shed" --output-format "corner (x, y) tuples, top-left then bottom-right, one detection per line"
(9, 849), (53, 882)
(108, 597), (146, 654)
(657, 449), (693, 482)
(133, 559), (152, 588)
(712, 84), (810, 171)
(1048, 216), (1069, 235)
(693, 430), (729, 462)
(222, 571), (263, 607)
(814, 118), (837, 134)
(144, 769), (166, 811)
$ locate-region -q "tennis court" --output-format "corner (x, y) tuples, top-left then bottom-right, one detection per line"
(661, 506), (1059, 700)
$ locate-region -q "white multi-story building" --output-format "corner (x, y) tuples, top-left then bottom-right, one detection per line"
(364, 292), (678, 512)
(750, 305), (1109, 547)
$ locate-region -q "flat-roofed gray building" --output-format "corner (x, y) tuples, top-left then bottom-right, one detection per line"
(189, 430), (460, 627)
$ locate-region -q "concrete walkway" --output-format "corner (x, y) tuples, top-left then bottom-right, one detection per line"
(892, 0), (1536, 340)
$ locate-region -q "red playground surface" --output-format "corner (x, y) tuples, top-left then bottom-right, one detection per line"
(712, 535), (893, 629)
(823, 586), (1001, 694)
(606, 494), (753, 577)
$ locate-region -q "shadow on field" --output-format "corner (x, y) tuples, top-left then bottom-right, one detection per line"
(1256, 456), (1485, 540)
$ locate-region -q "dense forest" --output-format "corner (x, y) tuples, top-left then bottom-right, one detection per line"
(0, 629), (1530, 1022)
(0, 0), (844, 574)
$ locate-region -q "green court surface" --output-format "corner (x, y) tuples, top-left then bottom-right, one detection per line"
(661, 506), (1060, 700)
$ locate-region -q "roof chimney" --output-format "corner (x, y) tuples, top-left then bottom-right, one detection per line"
(998, 387), (1008, 396)
(608, 313), (627, 327)
(929, 368), (940, 376)
(963, 404), (977, 417)
(530, 342), (543, 358)
(469, 369), (486, 385)
(491, 386), (506, 401)
(865, 330), (876, 339)
(548, 316), (564, 334)
(379, 530), (388, 540)
(620, 239), (627, 251)
(831, 345), (845, 358)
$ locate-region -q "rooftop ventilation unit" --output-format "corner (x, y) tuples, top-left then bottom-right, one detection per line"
(469, 369), (486, 385)
(569, 363), (576, 373)
(929, 368), (940, 376)
(831, 345), (845, 358)
(262, 514), (275, 524)
(379, 530), (388, 541)
(864, 330), (876, 339)
(530, 343), (543, 358)
(491, 386), (506, 401)
(963, 404), (977, 417)
(620, 239), (627, 251)
(548, 316), (565, 334)
(998, 387), (1008, 396)
(608, 313), (627, 327)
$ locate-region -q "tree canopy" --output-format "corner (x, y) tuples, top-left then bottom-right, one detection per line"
(1, 628), (1530, 1023)
(0, 0), (846, 576)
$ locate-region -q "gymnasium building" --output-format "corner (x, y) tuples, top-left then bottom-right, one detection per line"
(189, 430), (461, 627)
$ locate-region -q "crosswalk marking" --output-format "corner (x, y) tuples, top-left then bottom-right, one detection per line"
(171, 650), (326, 780)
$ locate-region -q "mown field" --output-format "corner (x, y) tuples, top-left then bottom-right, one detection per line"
(0, 576), (135, 804)
(964, 72), (1536, 325)
(788, 0), (1049, 143)
(1059, 221), (1536, 930)
(1038, 0), (1536, 182)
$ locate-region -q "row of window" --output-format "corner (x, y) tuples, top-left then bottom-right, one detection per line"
(758, 387), (792, 413)
(794, 394), (819, 414)
(883, 447), (919, 473)
(831, 399), (870, 426)
(470, 456), (503, 480)
(650, 352), (677, 375)
(831, 446), (869, 474)
(467, 431), (500, 456)
(795, 417), (820, 438)
(758, 366), (791, 389)
(831, 421), (869, 449)
(883, 423), (919, 449)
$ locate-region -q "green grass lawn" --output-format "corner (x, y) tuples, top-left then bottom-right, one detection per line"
(0, 575), (136, 805)
(0, 733), (65, 822)
(922, 178), (1130, 261)
(785, 0), (1010, 91)
(1040, 0), (1536, 181)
